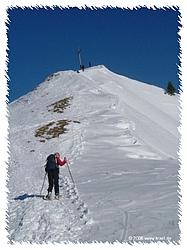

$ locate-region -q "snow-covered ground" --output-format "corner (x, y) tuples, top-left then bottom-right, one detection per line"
(7, 65), (180, 246)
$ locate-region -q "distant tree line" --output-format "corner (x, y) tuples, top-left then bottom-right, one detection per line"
(165, 81), (176, 96)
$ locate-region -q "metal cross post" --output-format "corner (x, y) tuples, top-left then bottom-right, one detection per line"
(78, 47), (82, 68)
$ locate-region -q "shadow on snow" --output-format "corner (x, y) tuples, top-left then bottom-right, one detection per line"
(14, 193), (44, 200)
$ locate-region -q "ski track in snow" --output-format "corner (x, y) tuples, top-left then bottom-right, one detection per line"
(120, 210), (128, 242)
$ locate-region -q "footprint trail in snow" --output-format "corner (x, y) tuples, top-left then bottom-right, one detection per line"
(8, 176), (95, 243)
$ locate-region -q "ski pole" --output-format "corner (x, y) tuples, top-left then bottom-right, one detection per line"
(40, 172), (47, 196)
(66, 161), (75, 184)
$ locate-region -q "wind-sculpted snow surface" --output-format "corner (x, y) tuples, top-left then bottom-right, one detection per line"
(7, 65), (180, 244)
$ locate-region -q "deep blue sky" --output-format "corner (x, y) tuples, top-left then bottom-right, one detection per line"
(7, 7), (181, 102)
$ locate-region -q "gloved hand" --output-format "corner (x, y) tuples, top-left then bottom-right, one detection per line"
(64, 157), (67, 162)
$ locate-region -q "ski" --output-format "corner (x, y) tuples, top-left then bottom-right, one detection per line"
(43, 195), (62, 201)
(55, 195), (62, 200)
(43, 196), (52, 201)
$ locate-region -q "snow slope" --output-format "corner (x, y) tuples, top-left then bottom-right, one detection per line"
(7, 65), (180, 244)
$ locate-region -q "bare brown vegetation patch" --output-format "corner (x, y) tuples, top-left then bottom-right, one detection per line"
(35, 96), (80, 141)
(35, 120), (80, 141)
(47, 96), (73, 113)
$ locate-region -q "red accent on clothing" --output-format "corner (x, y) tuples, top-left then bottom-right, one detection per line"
(56, 157), (66, 166)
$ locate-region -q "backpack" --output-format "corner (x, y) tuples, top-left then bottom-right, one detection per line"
(45, 154), (57, 170)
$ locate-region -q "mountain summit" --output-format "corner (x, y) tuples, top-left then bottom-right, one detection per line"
(9, 65), (179, 159)
(8, 65), (180, 243)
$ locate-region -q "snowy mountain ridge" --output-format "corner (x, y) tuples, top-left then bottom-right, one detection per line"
(8, 65), (180, 244)
(9, 65), (179, 159)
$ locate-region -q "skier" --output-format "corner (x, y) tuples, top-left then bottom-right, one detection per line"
(45, 152), (67, 200)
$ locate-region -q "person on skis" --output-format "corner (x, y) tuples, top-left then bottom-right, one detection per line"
(45, 152), (67, 200)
